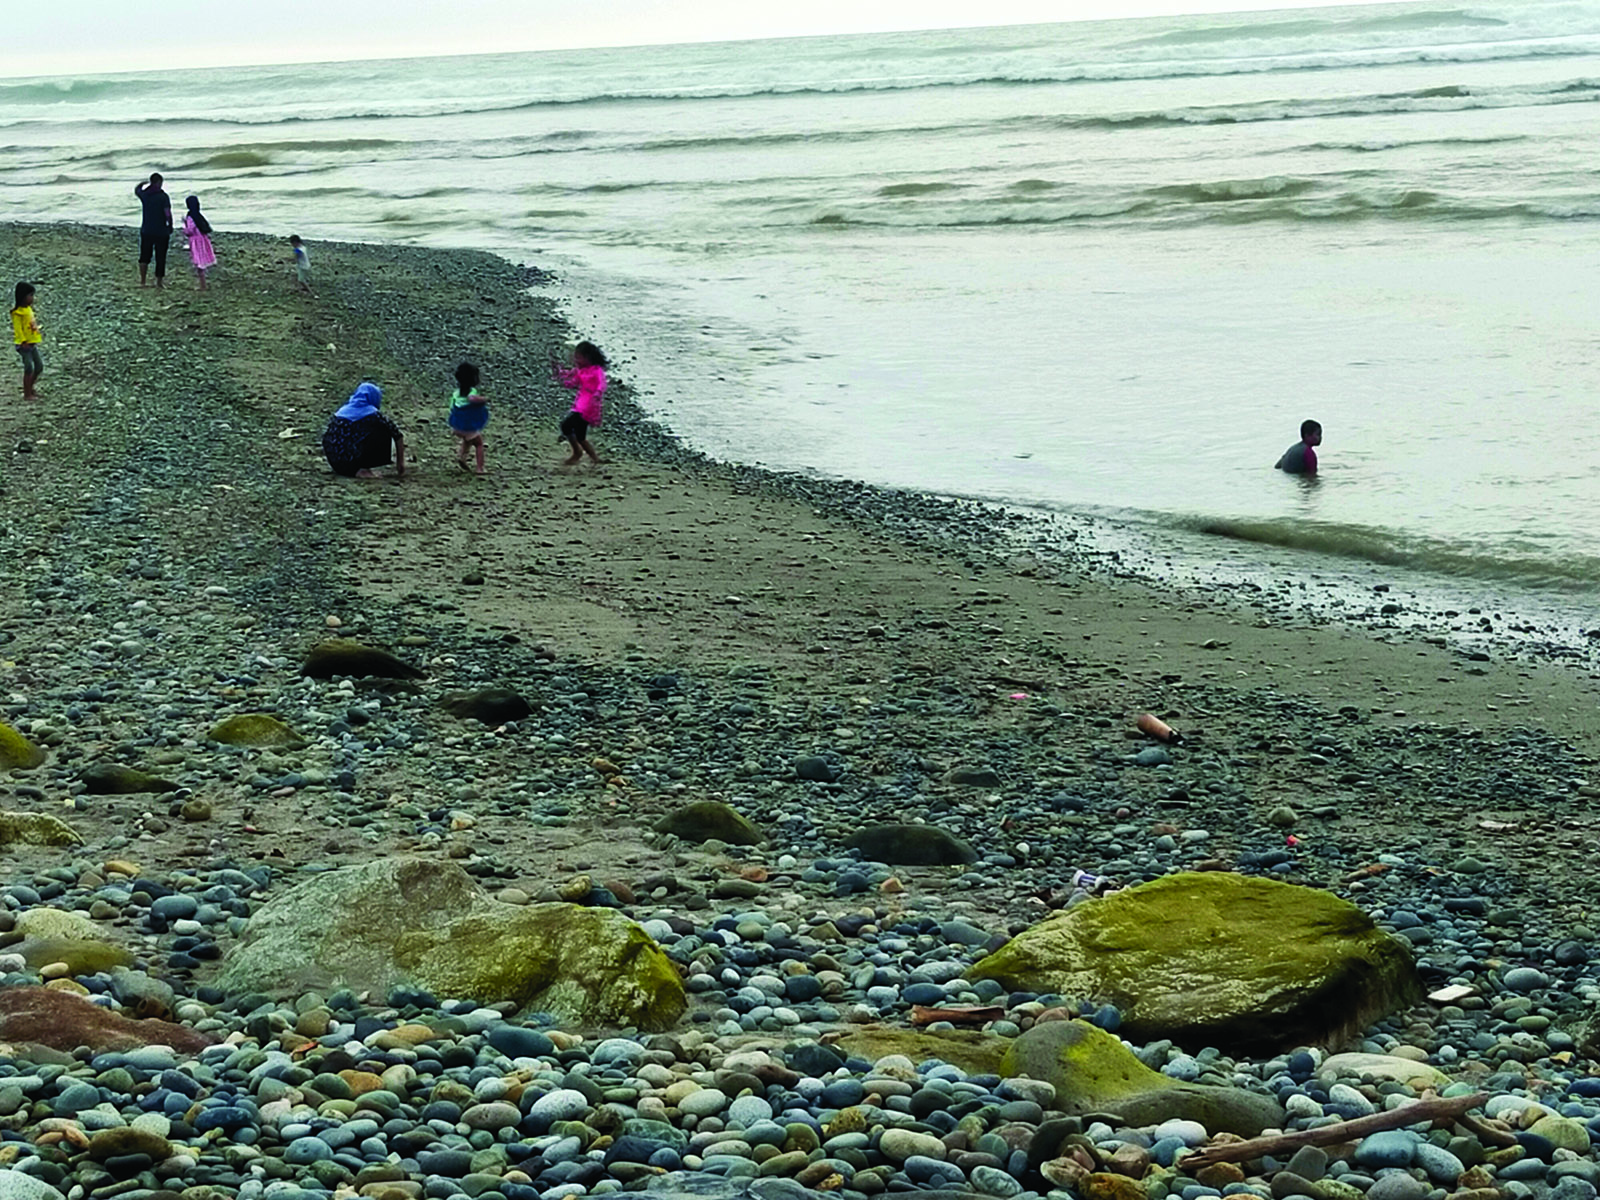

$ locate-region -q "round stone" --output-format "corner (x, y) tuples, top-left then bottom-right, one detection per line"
(879, 1129), (946, 1163)
(529, 1089), (592, 1122)
(727, 1095), (774, 1126)
(284, 1136), (334, 1165)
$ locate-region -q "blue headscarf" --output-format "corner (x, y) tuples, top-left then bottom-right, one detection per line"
(334, 381), (382, 422)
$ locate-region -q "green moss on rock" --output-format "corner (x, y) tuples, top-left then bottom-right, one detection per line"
(0, 721), (45, 771)
(972, 873), (1419, 1053)
(215, 857), (684, 1030)
(654, 801), (764, 846)
(208, 713), (307, 748)
(0, 812), (82, 847)
(830, 1026), (1007, 1077)
(1001, 1020), (1285, 1136)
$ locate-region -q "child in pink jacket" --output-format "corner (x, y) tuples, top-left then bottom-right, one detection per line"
(555, 340), (608, 467)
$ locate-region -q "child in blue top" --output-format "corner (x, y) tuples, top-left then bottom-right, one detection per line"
(448, 361), (488, 475)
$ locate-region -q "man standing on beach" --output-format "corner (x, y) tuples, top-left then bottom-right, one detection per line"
(134, 173), (173, 288)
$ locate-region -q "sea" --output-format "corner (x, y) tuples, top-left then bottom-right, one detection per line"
(5, 2), (1600, 644)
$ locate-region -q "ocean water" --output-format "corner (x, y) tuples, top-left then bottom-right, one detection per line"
(6, 2), (1600, 612)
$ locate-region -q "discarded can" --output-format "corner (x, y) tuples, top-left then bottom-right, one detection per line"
(1136, 713), (1183, 743)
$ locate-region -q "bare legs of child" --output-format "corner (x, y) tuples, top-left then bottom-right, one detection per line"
(455, 433), (486, 475)
(196, 267), (208, 291)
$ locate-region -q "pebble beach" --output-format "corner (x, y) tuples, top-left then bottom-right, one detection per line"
(2, 220), (1600, 1200)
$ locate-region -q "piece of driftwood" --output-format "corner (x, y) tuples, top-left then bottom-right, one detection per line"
(910, 1004), (1005, 1027)
(1457, 1110), (1519, 1149)
(1184, 1091), (1488, 1168)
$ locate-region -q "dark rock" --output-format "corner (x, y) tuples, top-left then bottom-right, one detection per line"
(302, 639), (424, 680)
(843, 824), (978, 866)
(442, 689), (532, 724)
(79, 763), (180, 794)
(654, 801), (764, 846)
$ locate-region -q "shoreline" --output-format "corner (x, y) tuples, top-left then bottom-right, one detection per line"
(2, 218), (1600, 1200)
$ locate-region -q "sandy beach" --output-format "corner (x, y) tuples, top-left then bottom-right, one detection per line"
(2, 220), (1600, 1200)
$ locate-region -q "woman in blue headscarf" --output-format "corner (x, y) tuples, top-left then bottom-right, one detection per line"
(322, 382), (407, 478)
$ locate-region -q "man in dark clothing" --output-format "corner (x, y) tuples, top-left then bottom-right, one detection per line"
(135, 173), (173, 288)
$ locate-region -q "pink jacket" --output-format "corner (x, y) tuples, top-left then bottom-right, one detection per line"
(559, 365), (607, 425)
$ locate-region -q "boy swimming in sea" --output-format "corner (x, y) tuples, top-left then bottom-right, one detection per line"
(1275, 419), (1322, 475)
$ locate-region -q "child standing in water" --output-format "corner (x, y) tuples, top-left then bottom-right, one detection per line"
(448, 361), (489, 475)
(11, 282), (42, 400)
(555, 340), (608, 467)
(1275, 418), (1322, 476)
(183, 196), (216, 290)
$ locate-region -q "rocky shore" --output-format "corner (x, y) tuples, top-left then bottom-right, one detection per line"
(1, 220), (1599, 1200)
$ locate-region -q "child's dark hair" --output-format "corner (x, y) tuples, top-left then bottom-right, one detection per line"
(289, 234), (302, 245)
(455, 362), (480, 394)
(12, 282), (35, 310)
(185, 196), (212, 236)
(574, 340), (607, 368)
(1300, 418), (1322, 439)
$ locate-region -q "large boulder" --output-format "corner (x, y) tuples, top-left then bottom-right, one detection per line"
(214, 857), (684, 1030)
(208, 713), (307, 748)
(655, 801), (763, 846)
(0, 721), (44, 771)
(0, 987), (212, 1054)
(1001, 1020), (1285, 1137)
(0, 812), (81, 847)
(302, 639), (424, 680)
(972, 873), (1419, 1053)
(843, 824), (978, 866)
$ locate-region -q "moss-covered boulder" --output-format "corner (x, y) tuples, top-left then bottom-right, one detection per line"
(79, 763), (180, 794)
(214, 857), (684, 1030)
(17, 937), (133, 974)
(442, 689), (532, 724)
(17, 909), (139, 989)
(843, 824), (978, 866)
(655, 801), (764, 846)
(1001, 1020), (1285, 1136)
(0, 721), (45, 771)
(0, 812), (82, 847)
(208, 713), (307, 749)
(303, 639), (424, 680)
(831, 1026), (1008, 1077)
(972, 873), (1419, 1053)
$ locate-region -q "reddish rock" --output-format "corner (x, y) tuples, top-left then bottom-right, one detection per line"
(0, 987), (213, 1054)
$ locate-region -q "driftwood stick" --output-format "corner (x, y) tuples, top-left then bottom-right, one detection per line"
(1184, 1092), (1488, 1168)
(1457, 1110), (1518, 1149)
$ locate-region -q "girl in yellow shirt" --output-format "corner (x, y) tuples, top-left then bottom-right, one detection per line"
(11, 282), (42, 400)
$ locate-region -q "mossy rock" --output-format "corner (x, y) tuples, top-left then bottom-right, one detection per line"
(831, 1026), (1007, 1077)
(654, 801), (764, 846)
(215, 857), (684, 1030)
(441, 689), (532, 724)
(0, 812), (81, 847)
(87, 1126), (173, 1162)
(79, 763), (179, 794)
(208, 713), (307, 749)
(302, 639), (424, 680)
(16, 937), (133, 974)
(972, 873), (1419, 1053)
(0, 721), (45, 771)
(14, 908), (103, 942)
(843, 823), (978, 866)
(1001, 1020), (1285, 1136)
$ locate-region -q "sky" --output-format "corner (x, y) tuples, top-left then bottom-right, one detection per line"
(1, 0), (1400, 77)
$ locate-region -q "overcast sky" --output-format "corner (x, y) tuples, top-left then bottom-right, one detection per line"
(3, 0), (1396, 77)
